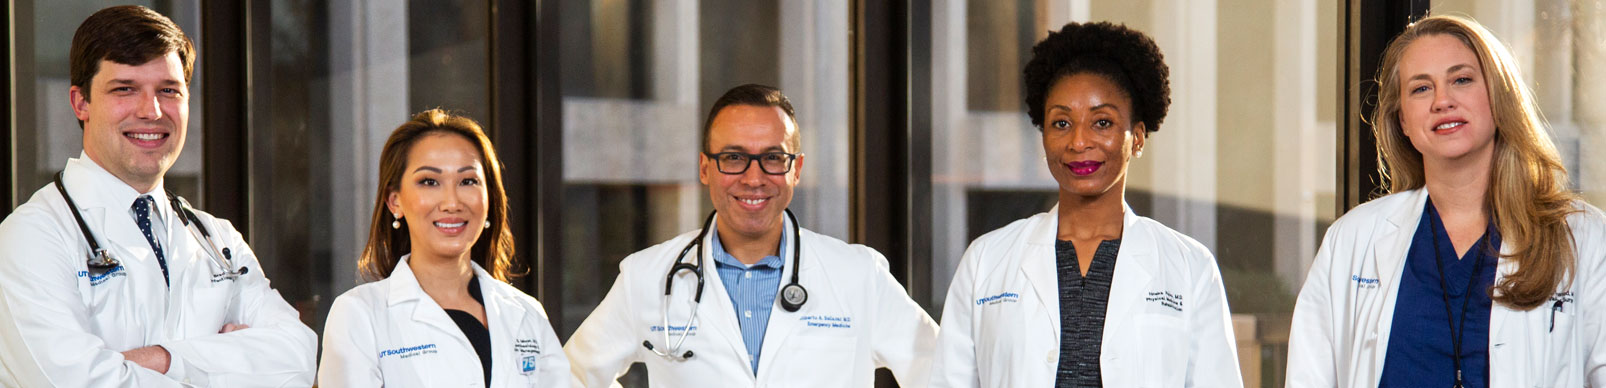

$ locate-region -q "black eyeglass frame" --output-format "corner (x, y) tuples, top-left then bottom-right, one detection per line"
(702, 151), (802, 175)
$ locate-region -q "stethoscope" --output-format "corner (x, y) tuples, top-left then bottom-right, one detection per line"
(54, 171), (249, 281)
(642, 208), (807, 360)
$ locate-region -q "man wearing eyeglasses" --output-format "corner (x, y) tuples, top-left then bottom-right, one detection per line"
(564, 84), (938, 387)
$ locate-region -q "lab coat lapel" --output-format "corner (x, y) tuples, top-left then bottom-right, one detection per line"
(696, 225), (755, 375)
(755, 224), (811, 378)
(161, 202), (201, 324)
(1021, 207), (1061, 336)
(161, 194), (199, 288)
(1366, 189), (1425, 381)
(482, 269), (527, 386)
(1488, 240), (1517, 353)
(99, 202), (162, 287)
(67, 160), (165, 293)
(64, 157), (147, 266)
(390, 258), (472, 348)
(1104, 204), (1153, 345)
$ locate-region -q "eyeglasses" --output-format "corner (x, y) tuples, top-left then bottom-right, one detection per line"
(703, 151), (800, 175)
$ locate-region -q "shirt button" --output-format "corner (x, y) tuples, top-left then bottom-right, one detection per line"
(744, 310), (753, 318)
(745, 271), (753, 279)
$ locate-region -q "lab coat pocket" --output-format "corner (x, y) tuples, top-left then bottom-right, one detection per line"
(85, 265), (134, 312)
(186, 284), (233, 332)
(784, 335), (859, 386)
(1135, 313), (1187, 387)
(1543, 304), (1576, 385)
(85, 265), (141, 338)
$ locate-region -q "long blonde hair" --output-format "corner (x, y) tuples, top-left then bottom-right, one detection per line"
(1372, 15), (1578, 310)
(358, 109), (520, 282)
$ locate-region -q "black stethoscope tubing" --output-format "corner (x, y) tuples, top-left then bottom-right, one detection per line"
(668, 208), (807, 309)
(53, 171), (246, 278)
(644, 208), (807, 360)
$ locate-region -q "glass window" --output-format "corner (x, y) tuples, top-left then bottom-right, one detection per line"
(251, 0), (491, 331)
(928, 1), (1339, 386)
(11, 1), (206, 205)
(1427, 1), (1606, 204)
(557, 0), (850, 385)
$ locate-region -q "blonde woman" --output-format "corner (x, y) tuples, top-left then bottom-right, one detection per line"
(318, 109), (569, 387)
(1286, 15), (1606, 387)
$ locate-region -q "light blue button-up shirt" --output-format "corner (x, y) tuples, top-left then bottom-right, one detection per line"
(709, 220), (787, 375)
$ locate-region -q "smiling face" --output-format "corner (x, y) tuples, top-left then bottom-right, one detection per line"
(387, 133), (490, 262)
(1396, 34), (1496, 164)
(70, 52), (189, 192)
(699, 104), (803, 242)
(1041, 73), (1145, 201)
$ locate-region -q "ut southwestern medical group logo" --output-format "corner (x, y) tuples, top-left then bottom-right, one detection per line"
(975, 292), (1020, 306)
(77, 266), (127, 286)
(378, 343), (438, 360)
(650, 325), (698, 335)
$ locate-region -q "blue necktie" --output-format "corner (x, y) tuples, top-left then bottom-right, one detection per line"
(132, 195), (170, 286)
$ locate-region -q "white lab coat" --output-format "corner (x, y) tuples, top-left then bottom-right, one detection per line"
(931, 204), (1243, 387)
(318, 255), (570, 388)
(0, 155), (317, 387)
(1286, 188), (1606, 387)
(563, 218), (938, 387)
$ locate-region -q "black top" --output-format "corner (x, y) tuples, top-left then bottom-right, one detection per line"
(444, 276), (492, 387)
(1054, 239), (1122, 388)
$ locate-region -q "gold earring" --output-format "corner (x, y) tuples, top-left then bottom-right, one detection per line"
(392, 214), (402, 229)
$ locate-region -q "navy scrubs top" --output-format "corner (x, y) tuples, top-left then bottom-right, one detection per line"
(1379, 198), (1501, 388)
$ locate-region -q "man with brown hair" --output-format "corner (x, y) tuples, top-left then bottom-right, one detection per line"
(0, 6), (315, 386)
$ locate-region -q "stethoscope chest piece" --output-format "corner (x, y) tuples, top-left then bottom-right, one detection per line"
(780, 283), (807, 312)
(86, 249), (119, 271)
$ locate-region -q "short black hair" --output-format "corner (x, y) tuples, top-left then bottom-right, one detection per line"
(1023, 21), (1169, 134)
(701, 84), (799, 152)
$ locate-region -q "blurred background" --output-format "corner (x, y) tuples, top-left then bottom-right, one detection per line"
(4, 0), (1603, 386)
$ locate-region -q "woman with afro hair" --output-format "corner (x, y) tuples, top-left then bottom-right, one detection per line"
(931, 22), (1242, 387)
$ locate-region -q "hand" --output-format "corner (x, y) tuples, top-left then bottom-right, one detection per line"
(219, 323), (251, 333)
(121, 345), (171, 374)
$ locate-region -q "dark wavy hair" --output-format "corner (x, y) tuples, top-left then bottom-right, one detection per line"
(1023, 21), (1170, 134)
